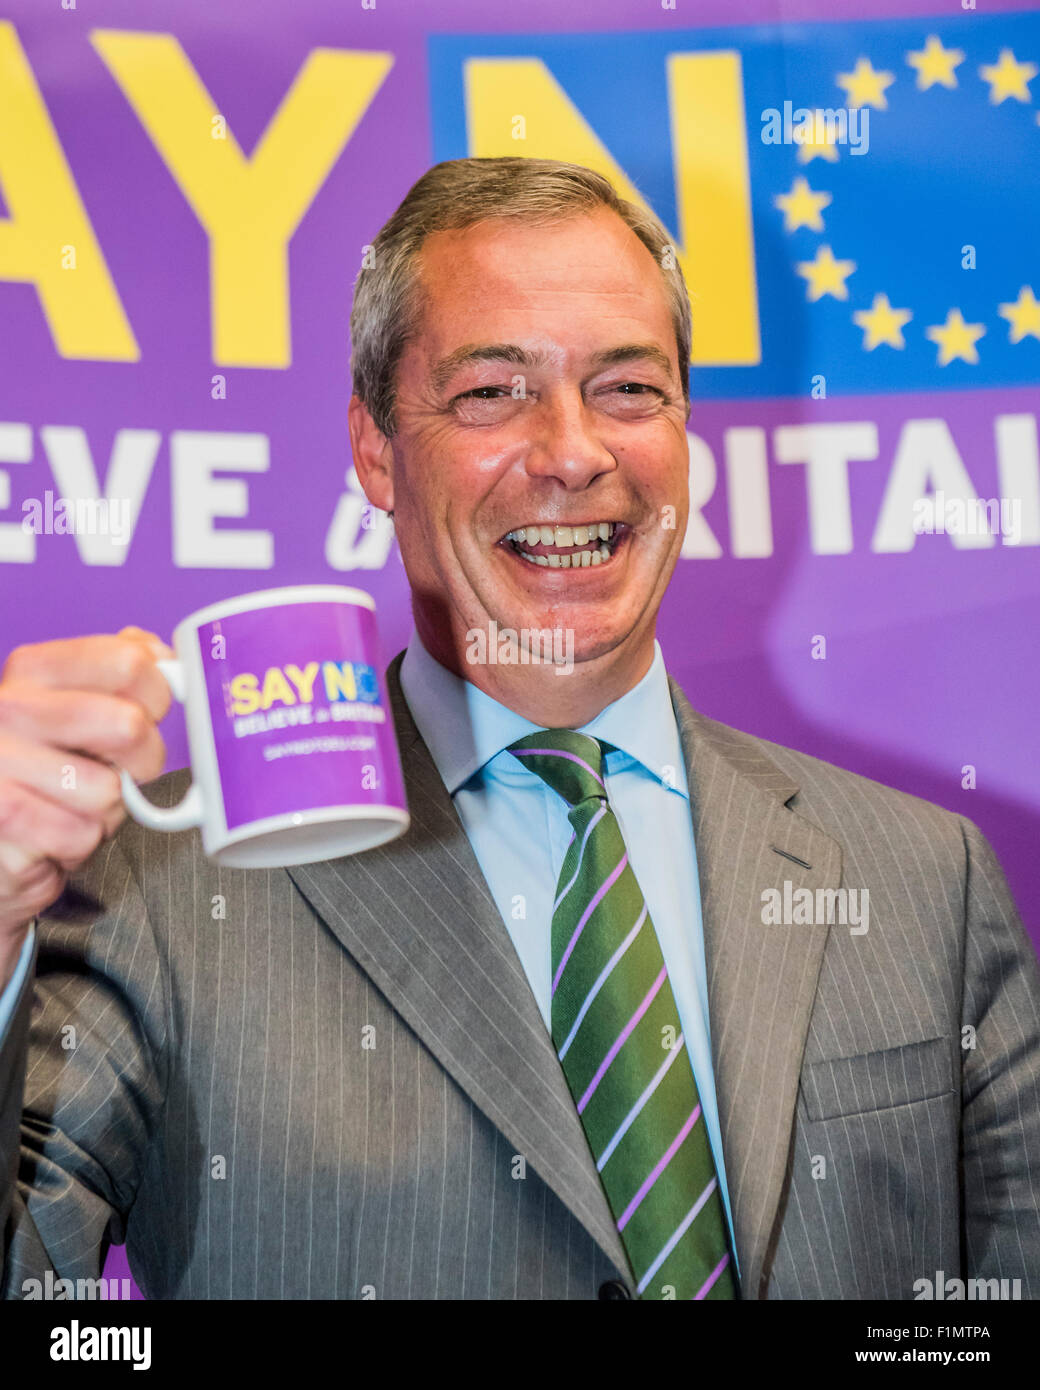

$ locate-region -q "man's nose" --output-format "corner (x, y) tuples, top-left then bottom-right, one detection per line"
(523, 390), (617, 488)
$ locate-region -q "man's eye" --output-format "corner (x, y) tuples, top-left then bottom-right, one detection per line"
(614, 382), (660, 395)
(458, 387), (509, 400)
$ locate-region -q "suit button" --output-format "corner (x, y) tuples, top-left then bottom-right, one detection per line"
(599, 1279), (632, 1300)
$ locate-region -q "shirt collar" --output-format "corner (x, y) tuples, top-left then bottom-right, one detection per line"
(399, 629), (688, 798)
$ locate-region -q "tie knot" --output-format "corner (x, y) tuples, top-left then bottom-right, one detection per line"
(507, 728), (606, 808)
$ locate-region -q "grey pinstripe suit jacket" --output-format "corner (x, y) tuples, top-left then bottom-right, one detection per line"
(2, 653), (1039, 1300)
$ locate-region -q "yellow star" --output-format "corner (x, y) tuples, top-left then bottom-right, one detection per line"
(796, 112), (841, 164)
(906, 35), (965, 90)
(852, 293), (913, 349)
(998, 286), (1040, 343)
(925, 309), (986, 365)
(837, 56), (896, 109)
(796, 245), (857, 302)
(979, 48), (1038, 104)
(774, 176), (833, 232)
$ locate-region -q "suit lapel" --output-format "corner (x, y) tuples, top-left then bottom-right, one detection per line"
(286, 653), (630, 1278)
(668, 680), (843, 1299)
(287, 653), (841, 1297)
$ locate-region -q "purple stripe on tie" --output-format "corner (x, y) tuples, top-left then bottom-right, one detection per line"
(597, 1033), (685, 1172)
(637, 1177), (717, 1293)
(559, 903), (647, 1062)
(512, 747), (605, 789)
(551, 851), (627, 997)
(577, 966), (667, 1114)
(616, 1104), (702, 1233)
(554, 804), (608, 914)
(693, 1252), (731, 1301)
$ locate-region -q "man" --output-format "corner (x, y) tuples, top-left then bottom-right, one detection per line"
(1, 157), (1038, 1301)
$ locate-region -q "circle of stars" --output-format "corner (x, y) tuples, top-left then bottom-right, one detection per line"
(771, 35), (1040, 365)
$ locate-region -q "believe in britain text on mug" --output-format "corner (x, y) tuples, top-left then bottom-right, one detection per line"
(120, 586), (409, 867)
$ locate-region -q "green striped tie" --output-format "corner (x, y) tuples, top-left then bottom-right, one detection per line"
(509, 728), (737, 1300)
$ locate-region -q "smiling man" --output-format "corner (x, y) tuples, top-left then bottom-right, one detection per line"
(1, 157), (1038, 1303)
(348, 184), (692, 730)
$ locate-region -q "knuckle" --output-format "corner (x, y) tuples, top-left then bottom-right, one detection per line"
(110, 700), (150, 752)
(0, 782), (25, 837)
(24, 864), (66, 916)
(77, 817), (106, 862)
(13, 855), (59, 898)
(94, 764), (123, 808)
(1, 643), (38, 684)
(53, 815), (104, 866)
(0, 689), (19, 727)
(115, 640), (154, 691)
(142, 728), (167, 782)
(69, 760), (118, 814)
(101, 803), (127, 839)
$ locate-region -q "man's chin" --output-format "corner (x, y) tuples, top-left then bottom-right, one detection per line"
(481, 602), (637, 672)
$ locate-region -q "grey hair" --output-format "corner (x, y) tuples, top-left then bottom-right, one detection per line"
(349, 157), (692, 438)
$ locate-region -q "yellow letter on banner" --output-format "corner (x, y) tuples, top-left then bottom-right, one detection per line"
(92, 32), (393, 367)
(0, 22), (138, 360)
(465, 54), (760, 366)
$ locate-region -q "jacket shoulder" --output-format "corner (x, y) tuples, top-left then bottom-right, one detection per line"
(680, 697), (970, 856)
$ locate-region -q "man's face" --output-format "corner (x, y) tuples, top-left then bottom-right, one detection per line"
(358, 207), (690, 673)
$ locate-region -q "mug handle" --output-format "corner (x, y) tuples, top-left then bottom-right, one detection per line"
(119, 658), (206, 832)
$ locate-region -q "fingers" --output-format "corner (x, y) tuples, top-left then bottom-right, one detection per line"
(0, 627), (175, 943)
(0, 779), (100, 893)
(0, 686), (168, 784)
(2, 631), (175, 724)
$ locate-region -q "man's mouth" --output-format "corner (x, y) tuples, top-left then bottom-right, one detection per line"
(499, 521), (626, 569)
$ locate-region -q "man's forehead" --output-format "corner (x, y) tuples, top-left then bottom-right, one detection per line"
(413, 207), (662, 301)
(406, 211), (675, 366)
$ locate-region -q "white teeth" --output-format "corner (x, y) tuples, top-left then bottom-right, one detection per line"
(512, 539), (612, 570)
(507, 521), (616, 545)
(505, 520), (620, 569)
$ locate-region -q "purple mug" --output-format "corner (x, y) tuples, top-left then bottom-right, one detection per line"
(120, 585), (409, 867)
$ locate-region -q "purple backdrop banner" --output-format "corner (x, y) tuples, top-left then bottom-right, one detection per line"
(1, 0), (1038, 1298)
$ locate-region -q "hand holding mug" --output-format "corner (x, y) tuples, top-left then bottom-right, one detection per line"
(0, 626), (174, 990)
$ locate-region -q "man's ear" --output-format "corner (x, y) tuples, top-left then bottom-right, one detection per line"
(348, 394), (395, 514)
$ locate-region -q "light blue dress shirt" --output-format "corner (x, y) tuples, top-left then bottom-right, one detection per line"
(399, 631), (738, 1267)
